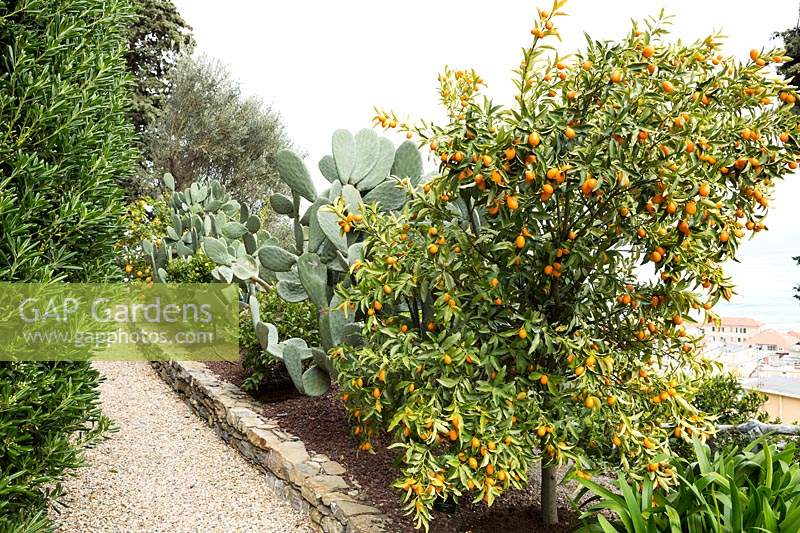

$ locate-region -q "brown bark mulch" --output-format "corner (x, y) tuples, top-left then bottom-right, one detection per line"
(206, 360), (580, 533)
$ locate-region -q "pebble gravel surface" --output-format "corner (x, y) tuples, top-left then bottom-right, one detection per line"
(50, 361), (312, 533)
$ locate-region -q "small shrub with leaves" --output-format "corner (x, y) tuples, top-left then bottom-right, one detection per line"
(685, 372), (767, 455)
(164, 252), (217, 283)
(118, 196), (171, 284)
(239, 289), (319, 391)
(694, 372), (767, 425)
(0, 364), (111, 530)
(121, 196), (171, 248)
(691, 373), (800, 463)
(576, 437), (800, 532)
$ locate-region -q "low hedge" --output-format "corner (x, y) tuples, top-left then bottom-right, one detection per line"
(0, 363), (111, 530)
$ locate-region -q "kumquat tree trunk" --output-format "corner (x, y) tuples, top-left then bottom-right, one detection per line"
(331, 0), (800, 528)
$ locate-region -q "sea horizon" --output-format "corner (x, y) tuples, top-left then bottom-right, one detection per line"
(715, 300), (800, 331)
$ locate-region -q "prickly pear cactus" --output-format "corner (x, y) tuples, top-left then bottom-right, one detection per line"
(250, 128), (422, 393)
(141, 129), (423, 396)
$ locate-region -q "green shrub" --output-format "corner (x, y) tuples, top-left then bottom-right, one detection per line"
(160, 250), (319, 392)
(685, 373), (800, 463)
(0, 0), (136, 529)
(163, 252), (216, 283)
(0, 364), (111, 529)
(121, 196), (171, 249)
(694, 373), (767, 425)
(692, 373), (778, 455)
(119, 196), (171, 283)
(576, 437), (800, 532)
(239, 289), (318, 392)
(0, 0), (137, 283)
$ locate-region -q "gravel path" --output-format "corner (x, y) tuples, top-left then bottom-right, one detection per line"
(50, 361), (312, 533)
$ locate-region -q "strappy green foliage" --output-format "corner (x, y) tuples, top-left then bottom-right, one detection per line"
(577, 437), (800, 532)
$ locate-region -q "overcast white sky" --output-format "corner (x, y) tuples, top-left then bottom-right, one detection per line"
(175, 0), (800, 329)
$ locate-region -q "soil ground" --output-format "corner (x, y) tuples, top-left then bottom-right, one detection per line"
(206, 359), (583, 533)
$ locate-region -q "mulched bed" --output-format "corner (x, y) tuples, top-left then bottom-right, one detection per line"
(206, 359), (581, 533)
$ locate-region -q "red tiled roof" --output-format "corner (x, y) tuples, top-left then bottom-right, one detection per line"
(748, 329), (799, 351)
(788, 331), (800, 340)
(720, 316), (764, 327)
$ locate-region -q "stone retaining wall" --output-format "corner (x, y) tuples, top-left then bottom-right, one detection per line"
(151, 360), (392, 533)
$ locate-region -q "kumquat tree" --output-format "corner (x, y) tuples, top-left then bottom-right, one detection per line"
(332, 0), (800, 529)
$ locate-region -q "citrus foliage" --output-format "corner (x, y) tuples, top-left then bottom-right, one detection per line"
(334, 2), (800, 528)
(121, 196), (171, 248)
(775, 19), (800, 110)
(118, 196), (171, 283)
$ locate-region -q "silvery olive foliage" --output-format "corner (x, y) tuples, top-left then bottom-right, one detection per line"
(142, 55), (292, 204)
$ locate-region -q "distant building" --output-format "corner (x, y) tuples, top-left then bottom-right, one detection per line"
(699, 316), (764, 346)
(686, 317), (765, 376)
(748, 329), (800, 353)
(688, 316), (800, 378)
(698, 343), (759, 377)
(721, 344), (760, 377)
(743, 376), (800, 423)
(756, 349), (800, 378)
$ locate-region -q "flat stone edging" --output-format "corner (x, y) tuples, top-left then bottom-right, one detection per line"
(151, 360), (393, 533)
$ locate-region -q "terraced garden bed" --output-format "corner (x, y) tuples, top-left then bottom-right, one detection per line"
(204, 359), (580, 533)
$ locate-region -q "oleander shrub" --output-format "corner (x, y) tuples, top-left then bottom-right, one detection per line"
(576, 437), (800, 532)
(0, 0), (136, 529)
(0, 0), (137, 283)
(0, 363), (111, 529)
